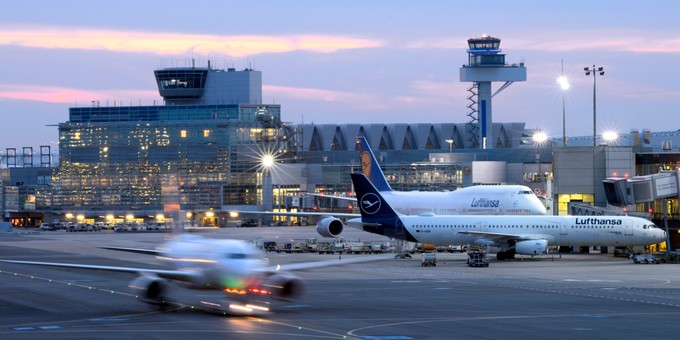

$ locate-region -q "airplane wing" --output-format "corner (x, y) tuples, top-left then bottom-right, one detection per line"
(100, 246), (163, 256)
(260, 254), (394, 272)
(230, 210), (359, 219)
(0, 259), (197, 282)
(305, 193), (357, 203)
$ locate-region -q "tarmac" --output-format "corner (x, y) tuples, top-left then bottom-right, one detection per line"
(1, 227), (680, 339)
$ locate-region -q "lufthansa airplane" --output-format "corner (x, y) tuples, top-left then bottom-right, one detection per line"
(347, 173), (666, 260)
(235, 136), (547, 239)
(0, 234), (390, 315)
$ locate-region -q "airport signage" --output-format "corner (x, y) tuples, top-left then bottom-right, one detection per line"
(653, 173), (678, 198)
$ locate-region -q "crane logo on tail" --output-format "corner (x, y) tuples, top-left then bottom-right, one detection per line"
(360, 151), (371, 177)
(360, 193), (381, 215)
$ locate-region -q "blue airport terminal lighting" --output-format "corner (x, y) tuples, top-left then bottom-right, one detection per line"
(460, 35), (526, 149)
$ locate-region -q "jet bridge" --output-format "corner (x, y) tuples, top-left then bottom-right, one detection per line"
(603, 170), (679, 250)
(603, 171), (679, 206)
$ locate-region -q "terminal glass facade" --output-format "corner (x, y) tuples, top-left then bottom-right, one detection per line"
(52, 104), (282, 217)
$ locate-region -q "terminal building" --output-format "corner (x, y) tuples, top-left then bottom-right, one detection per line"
(45, 65), (290, 226)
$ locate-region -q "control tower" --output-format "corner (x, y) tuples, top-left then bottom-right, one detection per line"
(154, 61), (262, 105)
(460, 35), (526, 149)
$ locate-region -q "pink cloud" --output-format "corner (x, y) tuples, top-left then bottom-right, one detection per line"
(0, 84), (158, 104)
(0, 26), (383, 57)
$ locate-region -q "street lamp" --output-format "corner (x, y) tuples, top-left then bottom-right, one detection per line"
(445, 139), (453, 153)
(532, 131), (549, 183)
(602, 130), (619, 144)
(556, 75), (570, 147)
(584, 65), (605, 147)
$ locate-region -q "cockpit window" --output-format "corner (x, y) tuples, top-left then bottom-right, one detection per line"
(519, 190), (534, 195)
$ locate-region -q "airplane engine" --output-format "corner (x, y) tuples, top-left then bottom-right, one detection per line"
(129, 274), (169, 306)
(262, 273), (307, 301)
(515, 239), (549, 256)
(315, 216), (344, 238)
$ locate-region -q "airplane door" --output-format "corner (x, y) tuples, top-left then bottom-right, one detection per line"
(478, 222), (487, 232)
(559, 222), (567, 235)
(395, 218), (404, 235)
(625, 219), (633, 236)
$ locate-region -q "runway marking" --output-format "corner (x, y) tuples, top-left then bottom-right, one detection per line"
(247, 317), (364, 340)
(39, 325), (62, 330)
(358, 336), (414, 339)
(90, 318), (130, 322)
(348, 311), (680, 338)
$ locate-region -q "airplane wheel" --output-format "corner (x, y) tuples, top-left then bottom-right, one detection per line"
(496, 252), (506, 261)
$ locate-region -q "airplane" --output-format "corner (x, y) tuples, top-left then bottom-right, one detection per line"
(0, 234), (391, 315)
(347, 172), (666, 260)
(233, 136), (547, 239)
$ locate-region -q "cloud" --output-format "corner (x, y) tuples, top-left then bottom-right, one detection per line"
(264, 84), (373, 103)
(0, 83), (158, 104)
(402, 30), (680, 54)
(0, 25), (383, 57)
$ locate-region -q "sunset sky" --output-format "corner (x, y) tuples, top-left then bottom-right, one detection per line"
(1, 0), (679, 149)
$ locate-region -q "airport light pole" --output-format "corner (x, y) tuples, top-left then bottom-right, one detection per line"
(557, 69), (570, 147)
(445, 139), (453, 153)
(584, 65), (605, 147)
(532, 131), (548, 182)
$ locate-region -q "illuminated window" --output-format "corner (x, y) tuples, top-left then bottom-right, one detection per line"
(181, 130), (187, 138)
(74, 132), (80, 140)
(204, 130), (210, 137)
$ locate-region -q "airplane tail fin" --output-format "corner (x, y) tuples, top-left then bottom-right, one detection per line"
(350, 173), (400, 222)
(351, 173), (416, 242)
(356, 136), (393, 192)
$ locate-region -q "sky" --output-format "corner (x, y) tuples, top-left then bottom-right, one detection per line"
(1, 0), (679, 150)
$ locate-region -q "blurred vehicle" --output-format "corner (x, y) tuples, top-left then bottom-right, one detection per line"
(240, 220), (258, 227)
(40, 223), (56, 231)
(421, 253), (437, 267)
(87, 224), (101, 232)
(632, 254), (660, 264)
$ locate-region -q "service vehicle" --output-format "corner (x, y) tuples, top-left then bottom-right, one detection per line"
(421, 252), (437, 266)
(40, 223), (55, 231)
(467, 250), (489, 267)
(632, 254), (659, 264)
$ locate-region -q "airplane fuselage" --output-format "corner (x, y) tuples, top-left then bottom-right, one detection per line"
(381, 185), (546, 216)
(348, 214), (664, 247)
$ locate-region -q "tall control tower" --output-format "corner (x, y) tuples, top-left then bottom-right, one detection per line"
(460, 35), (526, 149)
